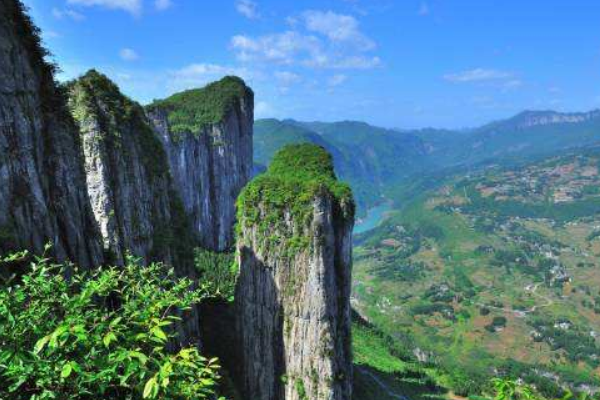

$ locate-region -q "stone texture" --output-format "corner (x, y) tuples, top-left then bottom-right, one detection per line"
(147, 91), (253, 251)
(67, 70), (193, 267)
(235, 192), (354, 400)
(0, 0), (103, 267)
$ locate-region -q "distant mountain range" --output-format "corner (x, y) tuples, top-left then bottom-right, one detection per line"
(254, 109), (600, 214)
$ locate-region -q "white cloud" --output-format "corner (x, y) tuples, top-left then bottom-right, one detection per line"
(119, 48), (139, 61)
(444, 68), (513, 83)
(302, 10), (375, 51)
(418, 2), (429, 16)
(231, 32), (380, 69)
(231, 31), (323, 65)
(168, 63), (254, 92)
(236, 0), (259, 19)
(328, 74), (347, 87)
(67, 0), (142, 15)
(231, 9), (380, 70)
(155, 0), (172, 11)
(52, 7), (85, 21)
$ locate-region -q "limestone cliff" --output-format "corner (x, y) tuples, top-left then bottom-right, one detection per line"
(147, 77), (253, 251)
(0, 0), (102, 266)
(235, 144), (355, 400)
(66, 70), (193, 266)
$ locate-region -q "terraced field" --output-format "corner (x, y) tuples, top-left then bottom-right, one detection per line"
(352, 149), (600, 397)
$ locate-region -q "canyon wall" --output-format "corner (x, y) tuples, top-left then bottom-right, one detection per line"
(0, 0), (102, 267)
(147, 78), (253, 251)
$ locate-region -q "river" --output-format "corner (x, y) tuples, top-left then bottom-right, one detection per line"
(353, 202), (393, 235)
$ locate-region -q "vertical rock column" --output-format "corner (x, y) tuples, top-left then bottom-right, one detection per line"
(146, 76), (253, 251)
(67, 70), (193, 267)
(0, 0), (102, 266)
(235, 144), (355, 400)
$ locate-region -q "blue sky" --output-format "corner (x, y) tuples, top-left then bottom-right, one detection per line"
(23, 0), (600, 129)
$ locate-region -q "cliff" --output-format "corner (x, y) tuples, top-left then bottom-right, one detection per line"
(235, 144), (355, 400)
(66, 70), (194, 266)
(0, 0), (102, 267)
(147, 77), (253, 251)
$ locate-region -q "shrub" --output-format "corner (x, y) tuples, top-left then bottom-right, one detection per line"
(194, 248), (237, 301)
(0, 252), (224, 400)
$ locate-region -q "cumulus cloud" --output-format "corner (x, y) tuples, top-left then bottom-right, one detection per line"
(231, 31), (323, 65)
(67, 0), (142, 15)
(52, 7), (85, 21)
(236, 0), (259, 19)
(444, 68), (514, 83)
(231, 9), (379, 70)
(119, 48), (139, 61)
(302, 10), (375, 50)
(155, 0), (172, 11)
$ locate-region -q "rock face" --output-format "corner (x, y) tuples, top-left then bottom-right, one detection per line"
(67, 70), (193, 266)
(0, 0), (102, 266)
(147, 77), (253, 251)
(235, 144), (355, 400)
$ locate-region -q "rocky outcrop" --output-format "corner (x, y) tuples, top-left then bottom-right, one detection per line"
(66, 70), (194, 266)
(0, 0), (102, 266)
(147, 77), (253, 251)
(67, 70), (205, 346)
(235, 144), (355, 400)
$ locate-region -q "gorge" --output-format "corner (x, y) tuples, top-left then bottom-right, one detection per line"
(0, 1), (355, 399)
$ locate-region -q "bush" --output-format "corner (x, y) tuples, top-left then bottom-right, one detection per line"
(194, 248), (237, 301)
(0, 251), (224, 400)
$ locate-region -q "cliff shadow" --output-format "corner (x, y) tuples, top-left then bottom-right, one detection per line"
(202, 246), (285, 400)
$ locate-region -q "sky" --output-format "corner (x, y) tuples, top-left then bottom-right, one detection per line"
(22, 0), (600, 129)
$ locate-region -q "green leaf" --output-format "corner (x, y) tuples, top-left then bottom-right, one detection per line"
(143, 377), (158, 399)
(103, 332), (117, 348)
(151, 326), (168, 342)
(61, 363), (73, 378)
(34, 335), (50, 354)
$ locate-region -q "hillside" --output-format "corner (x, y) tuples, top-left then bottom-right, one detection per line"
(254, 119), (429, 215)
(255, 111), (600, 218)
(353, 147), (600, 397)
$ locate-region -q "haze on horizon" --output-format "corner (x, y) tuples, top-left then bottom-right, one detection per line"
(22, 0), (600, 130)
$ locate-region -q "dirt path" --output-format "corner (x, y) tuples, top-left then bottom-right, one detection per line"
(476, 283), (554, 317)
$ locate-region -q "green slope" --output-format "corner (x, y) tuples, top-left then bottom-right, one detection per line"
(353, 147), (600, 398)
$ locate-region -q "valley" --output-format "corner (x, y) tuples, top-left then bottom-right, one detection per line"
(352, 148), (600, 398)
(254, 114), (600, 399)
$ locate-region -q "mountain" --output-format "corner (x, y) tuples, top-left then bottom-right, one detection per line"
(254, 119), (429, 215)
(0, 3), (356, 400)
(419, 110), (600, 168)
(255, 110), (600, 220)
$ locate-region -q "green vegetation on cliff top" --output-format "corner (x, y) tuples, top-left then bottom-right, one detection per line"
(67, 69), (168, 180)
(237, 144), (354, 253)
(147, 76), (253, 139)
